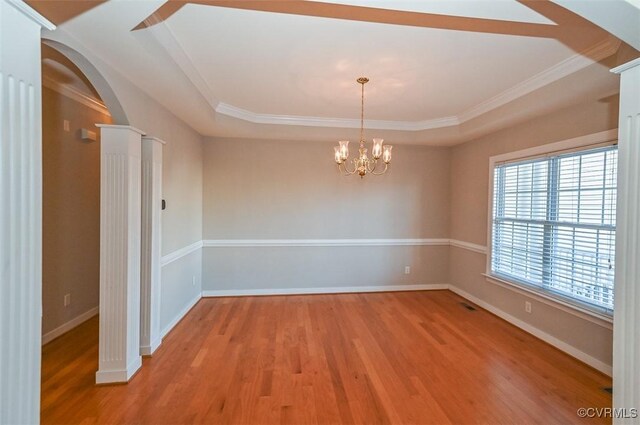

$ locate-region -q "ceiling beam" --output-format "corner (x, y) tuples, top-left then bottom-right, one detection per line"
(550, 0), (640, 51)
(132, 0), (561, 38)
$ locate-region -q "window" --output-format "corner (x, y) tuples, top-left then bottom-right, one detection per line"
(490, 144), (617, 315)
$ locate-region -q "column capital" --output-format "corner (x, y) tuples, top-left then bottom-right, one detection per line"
(142, 136), (167, 145)
(4, 0), (55, 30)
(96, 124), (146, 135)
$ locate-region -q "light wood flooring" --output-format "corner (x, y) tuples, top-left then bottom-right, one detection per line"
(41, 290), (612, 424)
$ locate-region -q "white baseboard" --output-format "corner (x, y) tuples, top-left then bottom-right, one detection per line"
(447, 284), (612, 376)
(140, 337), (162, 356)
(41, 306), (99, 345)
(160, 293), (202, 340)
(95, 357), (142, 385)
(202, 283), (449, 297)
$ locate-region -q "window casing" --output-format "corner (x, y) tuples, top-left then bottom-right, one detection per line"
(490, 144), (617, 315)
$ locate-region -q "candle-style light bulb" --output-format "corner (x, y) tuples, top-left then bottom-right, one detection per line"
(339, 140), (349, 161)
(383, 145), (393, 164)
(334, 146), (343, 164)
(372, 138), (383, 159)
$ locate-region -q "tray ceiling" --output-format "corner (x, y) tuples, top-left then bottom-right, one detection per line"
(33, 0), (627, 145)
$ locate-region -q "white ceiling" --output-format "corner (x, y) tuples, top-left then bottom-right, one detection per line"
(42, 0), (626, 145)
(168, 4), (574, 121)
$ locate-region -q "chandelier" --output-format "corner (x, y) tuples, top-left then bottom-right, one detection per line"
(334, 77), (392, 178)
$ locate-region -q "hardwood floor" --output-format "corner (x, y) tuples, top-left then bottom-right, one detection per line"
(41, 290), (611, 424)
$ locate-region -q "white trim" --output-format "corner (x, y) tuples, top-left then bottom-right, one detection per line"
(141, 136), (167, 145)
(449, 239), (487, 254)
(161, 240), (203, 267)
(203, 238), (450, 247)
(140, 337), (161, 357)
(483, 274), (613, 329)
(6, 0), (55, 30)
(611, 57), (640, 74)
(41, 306), (99, 345)
(42, 75), (111, 116)
(447, 285), (612, 376)
(95, 357), (142, 385)
(215, 102), (459, 131)
(160, 293), (202, 339)
(202, 284), (449, 297)
(488, 129), (618, 165)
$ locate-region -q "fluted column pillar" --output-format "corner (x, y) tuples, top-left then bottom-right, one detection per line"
(0, 1), (54, 423)
(96, 124), (145, 384)
(612, 58), (640, 424)
(140, 136), (165, 356)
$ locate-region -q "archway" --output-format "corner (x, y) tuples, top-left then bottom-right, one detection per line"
(39, 39), (164, 386)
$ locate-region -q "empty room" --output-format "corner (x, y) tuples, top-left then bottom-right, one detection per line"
(1, 0), (639, 424)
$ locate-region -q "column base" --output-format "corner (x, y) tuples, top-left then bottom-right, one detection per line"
(95, 357), (142, 384)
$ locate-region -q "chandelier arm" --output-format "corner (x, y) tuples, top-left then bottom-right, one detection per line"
(367, 158), (377, 173)
(370, 162), (389, 175)
(339, 160), (358, 175)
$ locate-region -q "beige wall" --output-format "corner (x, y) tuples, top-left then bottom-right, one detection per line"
(42, 87), (111, 335)
(204, 138), (450, 239)
(202, 138), (450, 291)
(449, 98), (619, 367)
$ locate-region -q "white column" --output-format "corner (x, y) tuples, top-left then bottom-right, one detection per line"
(140, 136), (165, 356)
(612, 58), (640, 424)
(0, 1), (54, 423)
(96, 124), (145, 384)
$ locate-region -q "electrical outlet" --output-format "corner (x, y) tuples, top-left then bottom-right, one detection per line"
(192, 276), (196, 286)
(525, 301), (532, 313)
(63, 120), (70, 132)
(64, 293), (71, 307)
(404, 266), (411, 275)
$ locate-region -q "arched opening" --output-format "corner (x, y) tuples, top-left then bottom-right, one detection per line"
(39, 42), (112, 412)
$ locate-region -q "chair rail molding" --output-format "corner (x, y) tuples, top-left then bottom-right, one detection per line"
(202, 238), (451, 247)
(611, 58), (640, 425)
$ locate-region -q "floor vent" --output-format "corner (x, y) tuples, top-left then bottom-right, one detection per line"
(603, 387), (613, 394)
(460, 302), (476, 311)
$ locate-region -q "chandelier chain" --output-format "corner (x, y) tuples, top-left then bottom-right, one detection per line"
(360, 80), (365, 146)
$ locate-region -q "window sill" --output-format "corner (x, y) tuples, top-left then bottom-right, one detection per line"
(482, 273), (613, 329)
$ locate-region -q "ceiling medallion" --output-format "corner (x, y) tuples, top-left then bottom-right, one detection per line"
(334, 77), (392, 178)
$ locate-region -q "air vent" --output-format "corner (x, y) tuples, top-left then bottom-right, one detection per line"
(460, 302), (476, 311)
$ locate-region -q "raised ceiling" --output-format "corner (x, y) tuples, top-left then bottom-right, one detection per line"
(32, 0), (634, 145)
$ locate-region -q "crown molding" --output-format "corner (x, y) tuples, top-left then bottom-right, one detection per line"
(215, 102), (459, 131)
(6, 0), (55, 30)
(145, 19), (220, 110)
(42, 75), (111, 116)
(457, 36), (621, 123)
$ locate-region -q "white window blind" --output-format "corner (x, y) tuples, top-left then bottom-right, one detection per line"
(491, 144), (617, 314)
